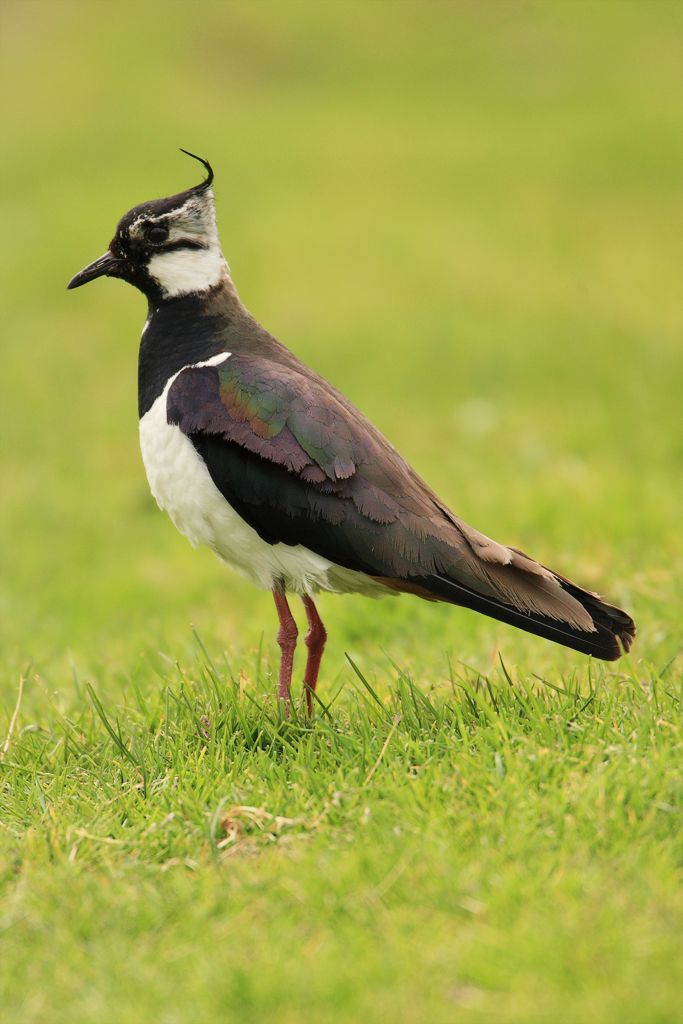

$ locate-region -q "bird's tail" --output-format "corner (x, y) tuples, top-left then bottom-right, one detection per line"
(407, 534), (635, 661)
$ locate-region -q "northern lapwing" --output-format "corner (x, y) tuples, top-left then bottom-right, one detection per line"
(68, 152), (635, 712)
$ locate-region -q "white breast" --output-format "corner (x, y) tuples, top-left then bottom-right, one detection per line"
(138, 354), (390, 598)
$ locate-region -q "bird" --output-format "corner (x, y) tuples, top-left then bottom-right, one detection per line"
(68, 151), (635, 713)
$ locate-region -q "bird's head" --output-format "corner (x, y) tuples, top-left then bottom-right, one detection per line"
(68, 150), (228, 300)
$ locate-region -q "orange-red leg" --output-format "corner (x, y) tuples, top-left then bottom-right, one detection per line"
(302, 595), (327, 716)
(273, 589), (298, 703)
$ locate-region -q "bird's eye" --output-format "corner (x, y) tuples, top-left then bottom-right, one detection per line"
(147, 224), (169, 244)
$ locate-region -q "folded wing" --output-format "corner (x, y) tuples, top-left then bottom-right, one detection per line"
(167, 354), (635, 660)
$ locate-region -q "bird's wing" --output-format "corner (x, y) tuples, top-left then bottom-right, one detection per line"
(166, 351), (453, 574)
(167, 353), (634, 659)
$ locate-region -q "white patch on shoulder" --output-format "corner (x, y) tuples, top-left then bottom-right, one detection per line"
(147, 247), (227, 298)
(193, 352), (232, 369)
(139, 353), (392, 598)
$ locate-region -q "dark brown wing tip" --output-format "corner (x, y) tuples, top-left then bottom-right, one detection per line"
(616, 615), (636, 657)
(599, 602), (636, 659)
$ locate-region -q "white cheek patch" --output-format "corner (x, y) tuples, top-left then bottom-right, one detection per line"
(147, 246), (227, 298)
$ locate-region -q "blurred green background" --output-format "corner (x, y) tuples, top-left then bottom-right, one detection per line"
(2, 0), (681, 681)
(1, 4), (682, 1019)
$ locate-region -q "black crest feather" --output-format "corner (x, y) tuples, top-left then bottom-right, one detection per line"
(179, 148), (214, 192)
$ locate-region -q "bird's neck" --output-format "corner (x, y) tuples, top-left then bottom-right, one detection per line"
(137, 280), (246, 417)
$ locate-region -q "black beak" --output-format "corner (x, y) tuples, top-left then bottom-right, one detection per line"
(67, 250), (121, 290)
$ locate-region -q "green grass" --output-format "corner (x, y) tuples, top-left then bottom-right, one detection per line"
(1, 1), (682, 1020)
(1, 656), (681, 1022)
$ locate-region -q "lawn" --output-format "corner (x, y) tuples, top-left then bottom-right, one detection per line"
(1, 1), (682, 1021)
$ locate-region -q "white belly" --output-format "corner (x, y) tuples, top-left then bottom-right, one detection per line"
(138, 360), (390, 598)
